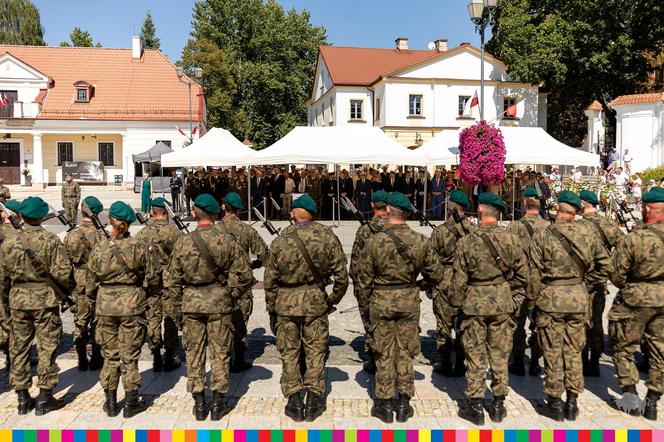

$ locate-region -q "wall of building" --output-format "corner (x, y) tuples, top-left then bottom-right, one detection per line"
(615, 103), (664, 172)
(397, 50), (508, 82)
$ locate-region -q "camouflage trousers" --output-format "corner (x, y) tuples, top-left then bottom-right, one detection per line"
(370, 308), (419, 399)
(146, 293), (179, 351)
(0, 301), (10, 350)
(231, 292), (253, 355)
(461, 314), (513, 399)
(511, 294), (539, 360)
(97, 315), (146, 392)
(432, 293), (462, 352)
(537, 311), (587, 397)
(276, 315), (329, 398)
(63, 201), (78, 225)
(183, 313), (233, 394)
(10, 308), (62, 390)
(585, 285), (607, 355)
(608, 303), (664, 394)
(352, 288), (372, 354)
(73, 294), (96, 346)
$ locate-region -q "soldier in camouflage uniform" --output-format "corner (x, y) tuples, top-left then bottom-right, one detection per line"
(217, 192), (268, 372)
(264, 194), (349, 422)
(165, 194), (254, 421)
(87, 201), (161, 418)
(135, 197), (183, 373)
(529, 191), (610, 422)
(0, 199), (21, 369)
(452, 192), (528, 425)
(430, 189), (476, 377)
(0, 178), (11, 202)
(0, 196), (74, 415)
(578, 190), (623, 377)
(62, 173), (81, 224)
(608, 187), (664, 420)
(506, 188), (550, 377)
(349, 190), (389, 373)
(64, 196), (106, 372)
(357, 192), (444, 424)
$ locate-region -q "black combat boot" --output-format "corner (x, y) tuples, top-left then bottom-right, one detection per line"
(3, 344), (10, 371)
(103, 389), (118, 417)
(536, 395), (564, 422)
(564, 391), (579, 421)
(453, 350), (466, 377)
(433, 344), (454, 377)
(583, 350), (601, 377)
(371, 398), (394, 424)
(610, 385), (641, 416)
(395, 394), (414, 423)
(305, 391), (326, 422)
(35, 388), (65, 416)
(529, 359), (541, 376)
(16, 389), (35, 415)
(230, 344), (253, 373)
(458, 398), (485, 425)
(75, 341), (88, 371)
(210, 391), (231, 421)
(152, 348), (163, 373)
(490, 395), (507, 423)
(284, 393), (305, 422)
(363, 349), (377, 374)
(636, 348), (650, 373)
(89, 344), (103, 371)
(192, 392), (207, 421)
(163, 349), (182, 373)
(508, 355), (526, 376)
(643, 390), (660, 421)
(123, 390), (147, 418)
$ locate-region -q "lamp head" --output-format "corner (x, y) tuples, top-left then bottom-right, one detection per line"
(176, 67), (184, 78)
(194, 67), (203, 78)
(467, 0), (485, 19)
(483, 0), (498, 8)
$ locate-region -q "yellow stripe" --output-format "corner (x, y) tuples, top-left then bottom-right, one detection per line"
(0, 430), (11, 442)
(173, 430), (185, 442)
(222, 431), (233, 442)
(123, 431), (136, 442)
(615, 430), (627, 442)
(492, 430), (504, 442)
(468, 430), (480, 442)
(419, 431), (431, 442)
(296, 430), (307, 442)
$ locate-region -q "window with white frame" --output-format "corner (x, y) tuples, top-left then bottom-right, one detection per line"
(98, 142), (114, 165)
(458, 96), (471, 117)
(409, 95), (423, 116)
(329, 97), (334, 124)
(57, 142), (73, 166)
(350, 100), (363, 120)
(503, 97), (517, 119)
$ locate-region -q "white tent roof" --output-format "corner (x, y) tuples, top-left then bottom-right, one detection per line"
(253, 126), (425, 165)
(161, 128), (257, 167)
(419, 126), (600, 167)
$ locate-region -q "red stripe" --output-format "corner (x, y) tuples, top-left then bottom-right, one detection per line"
(443, 430), (455, 442)
(283, 430), (295, 442)
(641, 431), (652, 442)
(148, 430), (159, 442)
(259, 430), (270, 442)
(470, 96), (479, 107)
(578, 430), (590, 442)
(480, 430), (492, 442)
(383, 431), (394, 442)
(88, 431), (99, 442)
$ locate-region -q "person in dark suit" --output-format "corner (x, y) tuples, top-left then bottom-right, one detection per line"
(271, 169), (286, 220)
(355, 170), (372, 214)
(415, 171), (426, 211)
(169, 170), (183, 212)
(384, 171), (398, 193)
(290, 165), (301, 190)
(338, 169), (354, 220)
(321, 172), (336, 220)
(430, 169), (446, 220)
(397, 171), (416, 204)
(251, 169), (267, 210)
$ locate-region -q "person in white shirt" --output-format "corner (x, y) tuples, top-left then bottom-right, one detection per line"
(632, 173), (642, 207)
(282, 172), (295, 213)
(623, 149), (633, 174)
(572, 168), (582, 183)
(549, 166), (561, 182)
(614, 167), (630, 191)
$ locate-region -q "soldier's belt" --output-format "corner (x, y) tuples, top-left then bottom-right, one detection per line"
(469, 276), (506, 286)
(542, 277), (583, 286)
(277, 282), (319, 289)
(626, 277), (664, 284)
(100, 282), (140, 287)
(13, 281), (48, 288)
(185, 281), (219, 288)
(372, 283), (417, 290)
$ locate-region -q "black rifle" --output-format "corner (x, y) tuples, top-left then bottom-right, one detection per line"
(48, 204), (76, 232)
(534, 179), (553, 222)
(340, 196), (367, 226)
(270, 197), (293, 224)
(253, 208), (280, 236)
(411, 204), (435, 229)
(165, 204), (190, 233)
(81, 200), (110, 239)
(611, 196), (632, 231)
(451, 210), (470, 235)
(618, 199), (639, 225)
(135, 212), (148, 225)
(0, 202), (23, 229)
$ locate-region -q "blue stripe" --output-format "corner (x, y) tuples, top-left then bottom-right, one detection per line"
(246, 431), (258, 442)
(431, 431), (443, 442)
(196, 431), (209, 442)
(12, 431), (24, 442)
(369, 431), (381, 442)
(627, 431), (640, 442)
(136, 431), (148, 442)
(309, 431), (320, 442)
(505, 430), (518, 442)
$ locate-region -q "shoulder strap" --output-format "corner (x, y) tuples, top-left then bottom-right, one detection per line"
(191, 230), (221, 279)
(477, 232), (509, 278)
(444, 222), (462, 240)
(520, 219), (535, 237)
(588, 219), (612, 251)
(548, 225), (587, 275)
(646, 225), (664, 249)
(18, 234), (70, 305)
(218, 220), (240, 244)
(383, 228), (416, 274)
(109, 241), (138, 279)
(288, 231), (328, 298)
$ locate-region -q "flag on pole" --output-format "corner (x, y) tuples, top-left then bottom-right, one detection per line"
(463, 91), (479, 117)
(175, 125), (187, 137)
(506, 103), (517, 118)
(192, 124), (198, 135)
(0, 93), (7, 108)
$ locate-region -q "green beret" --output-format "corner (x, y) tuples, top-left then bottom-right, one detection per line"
(109, 201), (137, 223)
(151, 197), (171, 208)
(64, 172), (73, 177)
(449, 189), (469, 208)
(292, 193), (317, 214)
(478, 192), (506, 211)
(4, 200), (21, 214)
(194, 194), (221, 214)
(83, 196), (103, 214)
(643, 187), (664, 204)
(523, 188), (539, 198)
(579, 190), (599, 206)
(19, 196), (49, 219)
(557, 190), (582, 210)
(371, 190), (389, 204)
(224, 192), (245, 210)
(387, 192), (415, 212)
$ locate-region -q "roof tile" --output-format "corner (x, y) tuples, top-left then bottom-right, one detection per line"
(610, 93), (664, 107)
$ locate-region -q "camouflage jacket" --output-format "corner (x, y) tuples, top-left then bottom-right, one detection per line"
(451, 224), (528, 316)
(135, 219), (184, 257)
(215, 214), (268, 260)
(0, 224), (73, 310)
(264, 222), (349, 316)
(430, 216), (477, 295)
(64, 222), (107, 295)
(357, 223), (444, 314)
(611, 220), (664, 307)
(87, 234), (161, 316)
(349, 216), (387, 310)
(529, 219), (611, 313)
(581, 212), (624, 252)
(62, 182), (81, 202)
(506, 214), (550, 250)
(165, 225), (254, 315)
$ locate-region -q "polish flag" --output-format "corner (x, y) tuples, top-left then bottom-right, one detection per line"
(0, 94), (6, 108)
(192, 124), (198, 135)
(175, 125), (187, 136)
(463, 91), (479, 117)
(506, 103), (517, 118)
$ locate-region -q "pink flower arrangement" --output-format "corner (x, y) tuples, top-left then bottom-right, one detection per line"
(458, 121), (506, 185)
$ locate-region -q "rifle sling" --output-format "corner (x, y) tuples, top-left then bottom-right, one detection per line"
(477, 232), (509, 279)
(647, 225), (664, 250)
(18, 235), (66, 299)
(588, 219), (612, 251)
(548, 226), (587, 276)
(109, 241), (140, 283)
(191, 230), (224, 285)
(288, 231), (329, 300)
(520, 220), (535, 237)
(383, 228), (416, 275)
(444, 222), (462, 240)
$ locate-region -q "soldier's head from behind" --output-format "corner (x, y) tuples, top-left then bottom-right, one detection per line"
(579, 190), (599, 215)
(222, 192), (244, 216)
(82, 196), (103, 221)
(555, 190), (582, 219)
(150, 197), (170, 220)
(477, 192), (505, 224)
(2, 199), (21, 224)
(386, 192), (414, 224)
(448, 189), (469, 215)
(642, 187), (664, 222)
(192, 194), (220, 224)
(108, 201), (136, 238)
(523, 187), (541, 214)
(18, 196), (49, 226)
(291, 194), (317, 223)
(371, 190), (389, 217)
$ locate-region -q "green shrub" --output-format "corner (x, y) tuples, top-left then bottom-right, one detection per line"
(640, 165), (664, 182)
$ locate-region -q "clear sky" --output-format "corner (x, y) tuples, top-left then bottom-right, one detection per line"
(33, 0), (481, 62)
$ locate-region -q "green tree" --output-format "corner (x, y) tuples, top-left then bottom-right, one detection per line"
(60, 27), (101, 47)
(487, 0), (664, 146)
(141, 10), (161, 50)
(181, 0), (327, 148)
(0, 0), (45, 45)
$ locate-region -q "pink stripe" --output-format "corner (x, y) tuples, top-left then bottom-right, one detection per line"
(456, 431), (468, 442)
(358, 431), (370, 442)
(62, 431), (74, 442)
(160, 432), (172, 442)
(554, 431), (566, 442)
(235, 431), (246, 442)
(652, 431), (664, 442)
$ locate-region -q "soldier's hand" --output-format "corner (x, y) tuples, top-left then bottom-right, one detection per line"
(269, 312), (278, 336)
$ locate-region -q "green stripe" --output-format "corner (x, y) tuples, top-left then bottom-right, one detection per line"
(319, 431), (332, 442)
(395, 431), (407, 442)
(98, 430), (110, 442)
(516, 430), (529, 442)
(49, 431), (61, 442)
(24, 431), (36, 442)
(541, 430), (553, 442)
(210, 431), (221, 442)
(591, 431), (603, 442)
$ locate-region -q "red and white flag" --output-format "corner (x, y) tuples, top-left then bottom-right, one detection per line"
(175, 125), (187, 137)
(0, 93), (7, 108)
(463, 91), (479, 117)
(506, 103), (517, 118)
(192, 124), (198, 135)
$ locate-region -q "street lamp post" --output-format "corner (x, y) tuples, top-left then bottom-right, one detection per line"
(176, 66), (203, 143)
(467, 0), (498, 121)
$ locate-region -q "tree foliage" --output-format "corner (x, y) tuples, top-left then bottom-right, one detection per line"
(0, 0), (45, 45)
(181, 0), (327, 148)
(141, 10), (160, 50)
(60, 27), (101, 47)
(487, 0), (664, 146)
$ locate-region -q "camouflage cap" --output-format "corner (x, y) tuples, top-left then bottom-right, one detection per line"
(194, 194), (221, 214)
(643, 187), (664, 204)
(109, 201), (137, 223)
(224, 192), (245, 210)
(557, 190), (582, 210)
(523, 187), (538, 198)
(478, 192), (505, 211)
(19, 196), (49, 219)
(387, 192), (415, 212)
(579, 189), (599, 206)
(151, 197), (171, 208)
(4, 199), (21, 213)
(449, 189), (469, 207)
(371, 190), (389, 204)
(292, 193), (317, 214)
(83, 196), (103, 214)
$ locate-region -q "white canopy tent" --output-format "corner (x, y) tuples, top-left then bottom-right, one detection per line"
(161, 128), (257, 167)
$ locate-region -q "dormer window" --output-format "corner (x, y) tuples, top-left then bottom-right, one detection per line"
(76, 88), (88, 102)
(74, 81), (93, 103)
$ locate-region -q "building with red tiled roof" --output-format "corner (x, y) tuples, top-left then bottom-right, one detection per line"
(307, 38), (545, 148)
(0, 37), (204, 186)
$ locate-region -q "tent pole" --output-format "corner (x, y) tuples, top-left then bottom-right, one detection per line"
(161, 162), (165, 199)
(422, 167), (428, 225)
(512, 167), (516, 221)
(336, 164), (341, 228)
(247, 165), (252, 222)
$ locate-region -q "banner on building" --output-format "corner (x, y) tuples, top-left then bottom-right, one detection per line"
(62, 161), (105, 183)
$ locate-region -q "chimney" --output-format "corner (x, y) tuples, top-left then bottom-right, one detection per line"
(132, 35), (143, 60)
(434, 39), (448, 52)
(395, 37), (409, 51)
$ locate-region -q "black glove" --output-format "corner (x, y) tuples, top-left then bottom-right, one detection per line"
(250, 259), (263, 270)
(269, 311), (278, 336)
